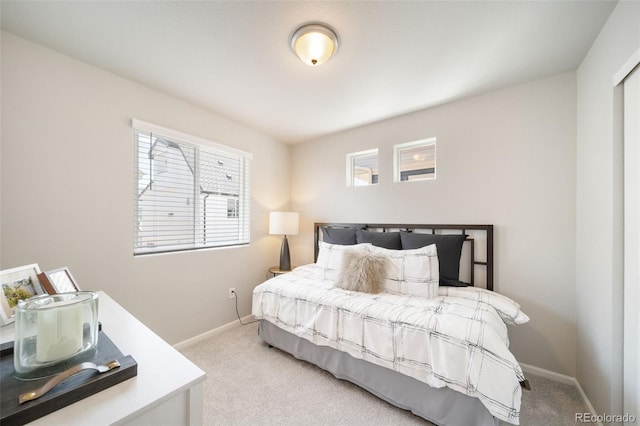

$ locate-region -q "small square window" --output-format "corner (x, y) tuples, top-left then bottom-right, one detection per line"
(346, 149), (379, 187)
(394, 138), (436, 182)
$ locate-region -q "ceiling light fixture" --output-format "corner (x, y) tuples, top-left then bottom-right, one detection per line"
(290, 23), (339, 66)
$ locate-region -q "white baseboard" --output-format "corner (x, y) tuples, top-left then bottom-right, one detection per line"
(173, 315), (256, 351)
(521, 363), (601, 426)
(521, 363), (576, 385)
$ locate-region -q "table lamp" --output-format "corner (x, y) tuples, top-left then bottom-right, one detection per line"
(269, 212), (299, 271)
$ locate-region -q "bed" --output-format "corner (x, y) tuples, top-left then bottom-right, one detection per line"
(252, 223), (528, 426)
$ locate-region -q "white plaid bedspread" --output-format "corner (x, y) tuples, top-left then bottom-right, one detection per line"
(252, 264), (527, 424)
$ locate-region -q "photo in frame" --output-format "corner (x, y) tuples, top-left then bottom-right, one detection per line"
(1, 263), (44, 326)
(38, 267), (81, 294)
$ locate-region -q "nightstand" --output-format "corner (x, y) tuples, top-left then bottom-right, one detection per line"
(268, 266), (294, 279)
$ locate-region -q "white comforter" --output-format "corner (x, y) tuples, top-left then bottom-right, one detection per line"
(252, 264), (528, 425)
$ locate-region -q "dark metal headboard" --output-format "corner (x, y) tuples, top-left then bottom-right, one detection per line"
(313, 223), (494, 291)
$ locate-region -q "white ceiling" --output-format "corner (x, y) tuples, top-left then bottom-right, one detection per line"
(0, 1), (616, 144)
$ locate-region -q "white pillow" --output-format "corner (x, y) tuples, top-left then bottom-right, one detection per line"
(369, 244), (440, 298)
(315, 242), (371, 281)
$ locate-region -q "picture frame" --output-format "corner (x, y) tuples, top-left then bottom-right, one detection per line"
(37, 267), (81, 294)
(1, 263), (44, 326)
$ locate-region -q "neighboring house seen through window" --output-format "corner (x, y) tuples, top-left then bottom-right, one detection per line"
(133, 119), (251, 255)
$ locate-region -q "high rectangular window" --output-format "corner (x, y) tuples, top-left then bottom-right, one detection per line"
(346, 149), (379, 186)
(133, 119), (251, 255)
(394, 138), (436, 182)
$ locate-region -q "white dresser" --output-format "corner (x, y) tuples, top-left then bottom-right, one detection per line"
(0, 291), (206, 425)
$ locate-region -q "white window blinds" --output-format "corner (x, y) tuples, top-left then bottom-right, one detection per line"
(133, 119), (251, 255)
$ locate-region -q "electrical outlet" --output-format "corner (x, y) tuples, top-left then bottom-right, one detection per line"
(228, 288), (236, 299)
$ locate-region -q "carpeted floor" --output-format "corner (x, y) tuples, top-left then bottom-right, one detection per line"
(179, 322), (588, 425)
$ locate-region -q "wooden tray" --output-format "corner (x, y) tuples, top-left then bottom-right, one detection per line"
(0, 331), (137, 426)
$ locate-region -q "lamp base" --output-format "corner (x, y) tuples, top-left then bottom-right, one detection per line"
(279, 235), (291, 271)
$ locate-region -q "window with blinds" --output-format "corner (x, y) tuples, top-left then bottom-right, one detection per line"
(133, 119), (251, 255)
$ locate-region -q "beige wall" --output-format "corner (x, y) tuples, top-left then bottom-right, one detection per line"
(0, 32), (290, 344)
(291, 72), (578, 375)
(576, 0), (640, 416)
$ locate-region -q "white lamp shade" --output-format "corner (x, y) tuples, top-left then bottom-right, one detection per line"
(269, 212), (299, 235)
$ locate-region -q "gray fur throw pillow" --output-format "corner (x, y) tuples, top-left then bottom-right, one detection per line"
(334, 247), (388, 293)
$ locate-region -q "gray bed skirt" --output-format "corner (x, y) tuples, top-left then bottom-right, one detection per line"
(258, 320), (498, 426)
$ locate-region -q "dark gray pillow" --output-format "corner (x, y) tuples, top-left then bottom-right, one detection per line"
(439, 277), (470, 287)
(400, 231), (467, 281)
(356, 229), (402, 250)
(321, 226), (359, 245)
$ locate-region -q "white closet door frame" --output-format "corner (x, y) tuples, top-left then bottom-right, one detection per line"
(624, 68), (639, 423)
(615, 47), (640, 424)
